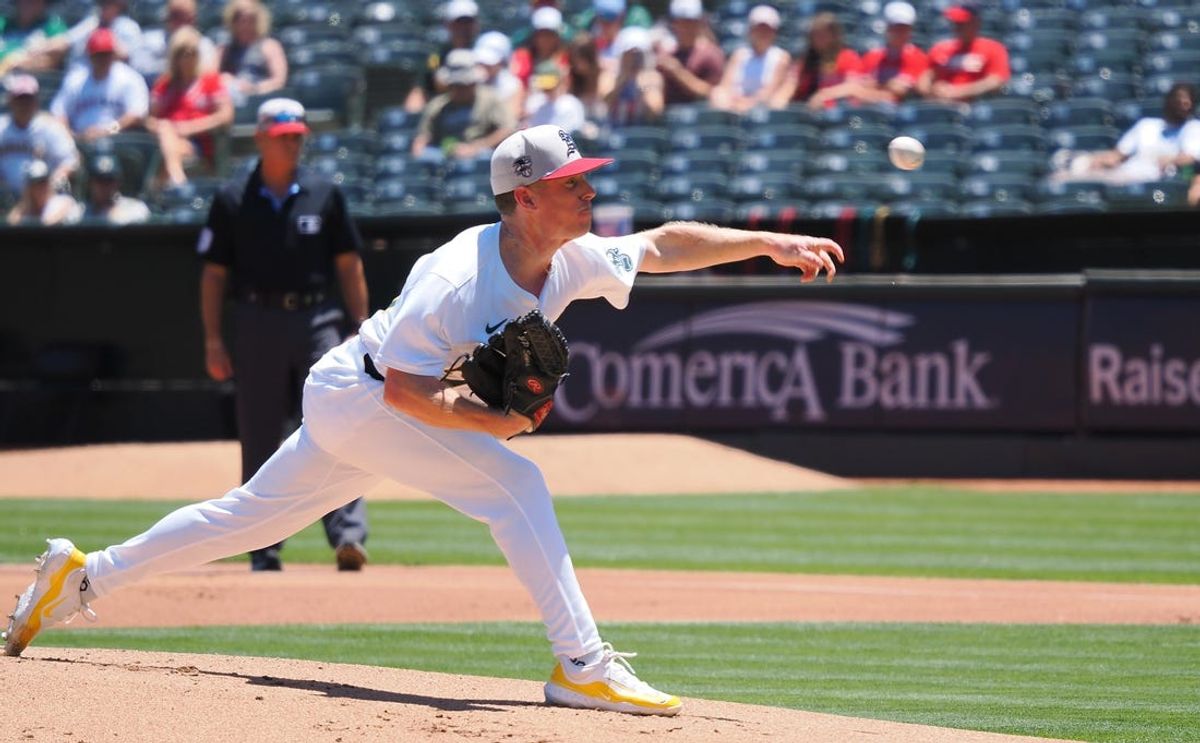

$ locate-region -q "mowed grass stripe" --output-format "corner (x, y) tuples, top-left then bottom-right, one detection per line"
(37, 622), (1200, 743)
(3, 488), (1199, 582)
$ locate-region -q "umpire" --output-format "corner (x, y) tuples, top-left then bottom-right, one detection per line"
(197, 98), (370, 572)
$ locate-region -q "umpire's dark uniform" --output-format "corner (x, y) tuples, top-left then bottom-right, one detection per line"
(201, 163), (368, 570)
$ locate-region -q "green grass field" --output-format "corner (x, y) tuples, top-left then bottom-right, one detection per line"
(37, 622), (1200, 743)
(4, 488), (1199, 582)
(7, 485), (1200, 741)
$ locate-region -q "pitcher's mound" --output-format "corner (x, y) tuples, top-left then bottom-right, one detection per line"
(2, 648), (1066, 743)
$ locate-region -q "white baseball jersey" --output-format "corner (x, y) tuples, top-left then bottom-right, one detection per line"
(50, 61), (149, 133)
(360, 222), (647, 378)
(0, 113), (78, 196)
(1114, 117), (1200, 182)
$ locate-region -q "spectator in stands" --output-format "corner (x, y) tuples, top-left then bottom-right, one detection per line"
(132, 0), (218, 83)
(1052, 83), (1200, 187)
(217, 0), (286, 107)
(655, 0), (725, 107)
(524, 60), (586, 131)
(577, 0), (652, 73)
(51, 29), (148, 142)
(772, 12), (860, 110)
(37, 0), (142, 74)
(475, 30), (523, 122)
(6, 158), (80, 224)
(918, 0), (1009, 103)
(0, 0), (68, 74)
(842, 1), (927, 106)
(148, 28), (233, 188)
(0, 73), (78, 199)
(81, 152), (150, 223)
(512, 7), (570, 91)
(567, 35), (604, 122)
(509, 0), (578, 50)
(601, 26), (663, 126)
(709, 5), (790, 113)
(410, 49), (516, 162)
(405, 0), (481, 114)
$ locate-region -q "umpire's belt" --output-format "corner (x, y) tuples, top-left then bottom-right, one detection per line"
(363, 354), (385, 382)
(237, 288), (326, 310)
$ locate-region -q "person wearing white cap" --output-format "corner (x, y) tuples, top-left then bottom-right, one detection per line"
(2, 123), (844, 720)
(601, 25), (663, 125)
(411, 48), (516, 161)
(709, 4), (790, 112)
(6, 157), (81, 224)
(656, 0), (726, 105)
(475, 30), (524, 121)
(403, 0), (481, 113)
(850, 1), (929, 104)
(0, 73), (78, 198)
(511, 6), (569, 91)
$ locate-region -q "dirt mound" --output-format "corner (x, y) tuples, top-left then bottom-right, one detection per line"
(1, 648), (1071, 743)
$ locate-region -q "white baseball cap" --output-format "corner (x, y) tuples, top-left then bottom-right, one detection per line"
(612, 26), (651, 57)
(437, 48), (483, 86)
(474, 30), (512, 66)
(532, 6), (563, 31)
(490, 125), (612, 196)
(748, 5), (781, 29)
(883, 1), (916, 26)
(256, 98), (309, 136)
(669, 0), (704, 19)
(443, 0), (478, 21)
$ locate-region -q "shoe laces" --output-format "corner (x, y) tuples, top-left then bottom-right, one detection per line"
(598, 643), (650, 690)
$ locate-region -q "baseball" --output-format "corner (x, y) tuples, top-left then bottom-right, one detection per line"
(888, 136), (926, 171)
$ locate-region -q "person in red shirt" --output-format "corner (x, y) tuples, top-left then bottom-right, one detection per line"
(147, 26), (232, 187)
(919, 0), (1010, 102)
(772, 12), (861, 110)
(852, 1), (928, 104)
(511, 6), (571, 90)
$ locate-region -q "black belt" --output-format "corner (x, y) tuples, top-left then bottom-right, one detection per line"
(363, 354), (385, 382)
(237, 288), (327, 310)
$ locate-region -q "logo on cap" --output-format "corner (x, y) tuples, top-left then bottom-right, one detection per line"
(558, 130), (577, 156)
(513, 155), (533, 178)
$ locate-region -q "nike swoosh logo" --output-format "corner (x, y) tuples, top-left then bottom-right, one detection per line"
(485, 321), (505, 334)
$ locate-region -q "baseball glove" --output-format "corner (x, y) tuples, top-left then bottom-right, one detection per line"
(452, 309), (570, 431)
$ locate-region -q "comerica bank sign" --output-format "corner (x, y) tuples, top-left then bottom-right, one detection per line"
(555, 301), (1000, 426)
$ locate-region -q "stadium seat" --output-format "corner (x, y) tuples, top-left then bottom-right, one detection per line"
(307, 129), (377, 156)
(351, 23), (425, 47)
(1149, 8), (1200, 32)
(801, 174), (877, 202)
(1076, 29), (1146, 56)
(660, 152), (733, 176)
(888, 200), (960, 218)
(1048, 125), (1122, 151)
(442, 174), (493, 204)
(695, 108), (743, 128)
(818, 104), (894, 129)
(357, 2), (424, 26)
(745, 124), (820, 151)
(1004, 30), (1072, 57)
(735, 200), (808, 224)
(289, 65), (366, 128)
(589, 173), (649, 201)
(1008, 50), (1068, 76)
(871, 172), (959, 202)
(1046, 98), (1117, 129)
(737, 149), (807, 177)
(1081, 7), (1151, 31)
(969, 99), (1042, 127)
(971, 125), (1048, 153)
(607, 126), (669, 153)
(819, 125), (893, 153)
(669, 126), (743, 155)
(1034, 200), (1107, 215)
(1142, 73), (1187, 98)
(663, 103), (704, 127)
(305, 153), (373, 180)
(959, 199), (1035, 217)
(1104, 180), (1190, 209)
(960, 174), (1036, 204)
(910, 150), (963, 176)
(375, 154), (437, 182)
(661, 199), (736, 222)
(809, 149), (889, 175)
(288, 42), (360, 71)
(1147, 30), (1200, 53)
(966, 150), (1047, 178)
(1009, 8), (1077, 32)
(592, 148), (657, 177)
(899, 124), (972, 154)
(806, 200), (883, 219)
(1035, 179), (1107, 206)
(278, 25), (350, 48)
(377, 131), (416, 154)
(1141, 49), (1200, 76)
(741, 105), (820, 128)
(375, 107), (418, 133)
(727, 173), (797, 202)
(893, 101), (967, 127)
(1002, 72), (1063, 102)
(374, 177), (437, 204)
(655, 174), (728, 201)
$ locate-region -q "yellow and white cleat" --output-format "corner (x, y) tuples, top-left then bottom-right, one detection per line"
(3, 538), (95, 657)
(544, 643), (682, 716)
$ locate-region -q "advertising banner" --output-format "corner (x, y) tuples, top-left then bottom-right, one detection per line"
(549, 294), (1079, 432)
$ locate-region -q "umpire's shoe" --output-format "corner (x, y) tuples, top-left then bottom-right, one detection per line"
(4, 538), (96, 656)
(544, 643), (682, 716)
(335, 542), (368, 572)
(250, 547), (282, 571)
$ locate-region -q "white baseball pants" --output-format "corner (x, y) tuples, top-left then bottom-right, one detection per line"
(85, 337), (603, 660)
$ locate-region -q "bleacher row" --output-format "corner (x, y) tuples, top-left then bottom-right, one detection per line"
(5, 0), (1200, 222)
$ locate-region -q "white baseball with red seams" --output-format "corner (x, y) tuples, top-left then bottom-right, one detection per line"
(888, 136), (926, 171)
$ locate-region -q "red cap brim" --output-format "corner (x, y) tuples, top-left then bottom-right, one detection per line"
(267, 122), (310, 136)
(944, 7), (973, 22)
(542, 157), (613, 180)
